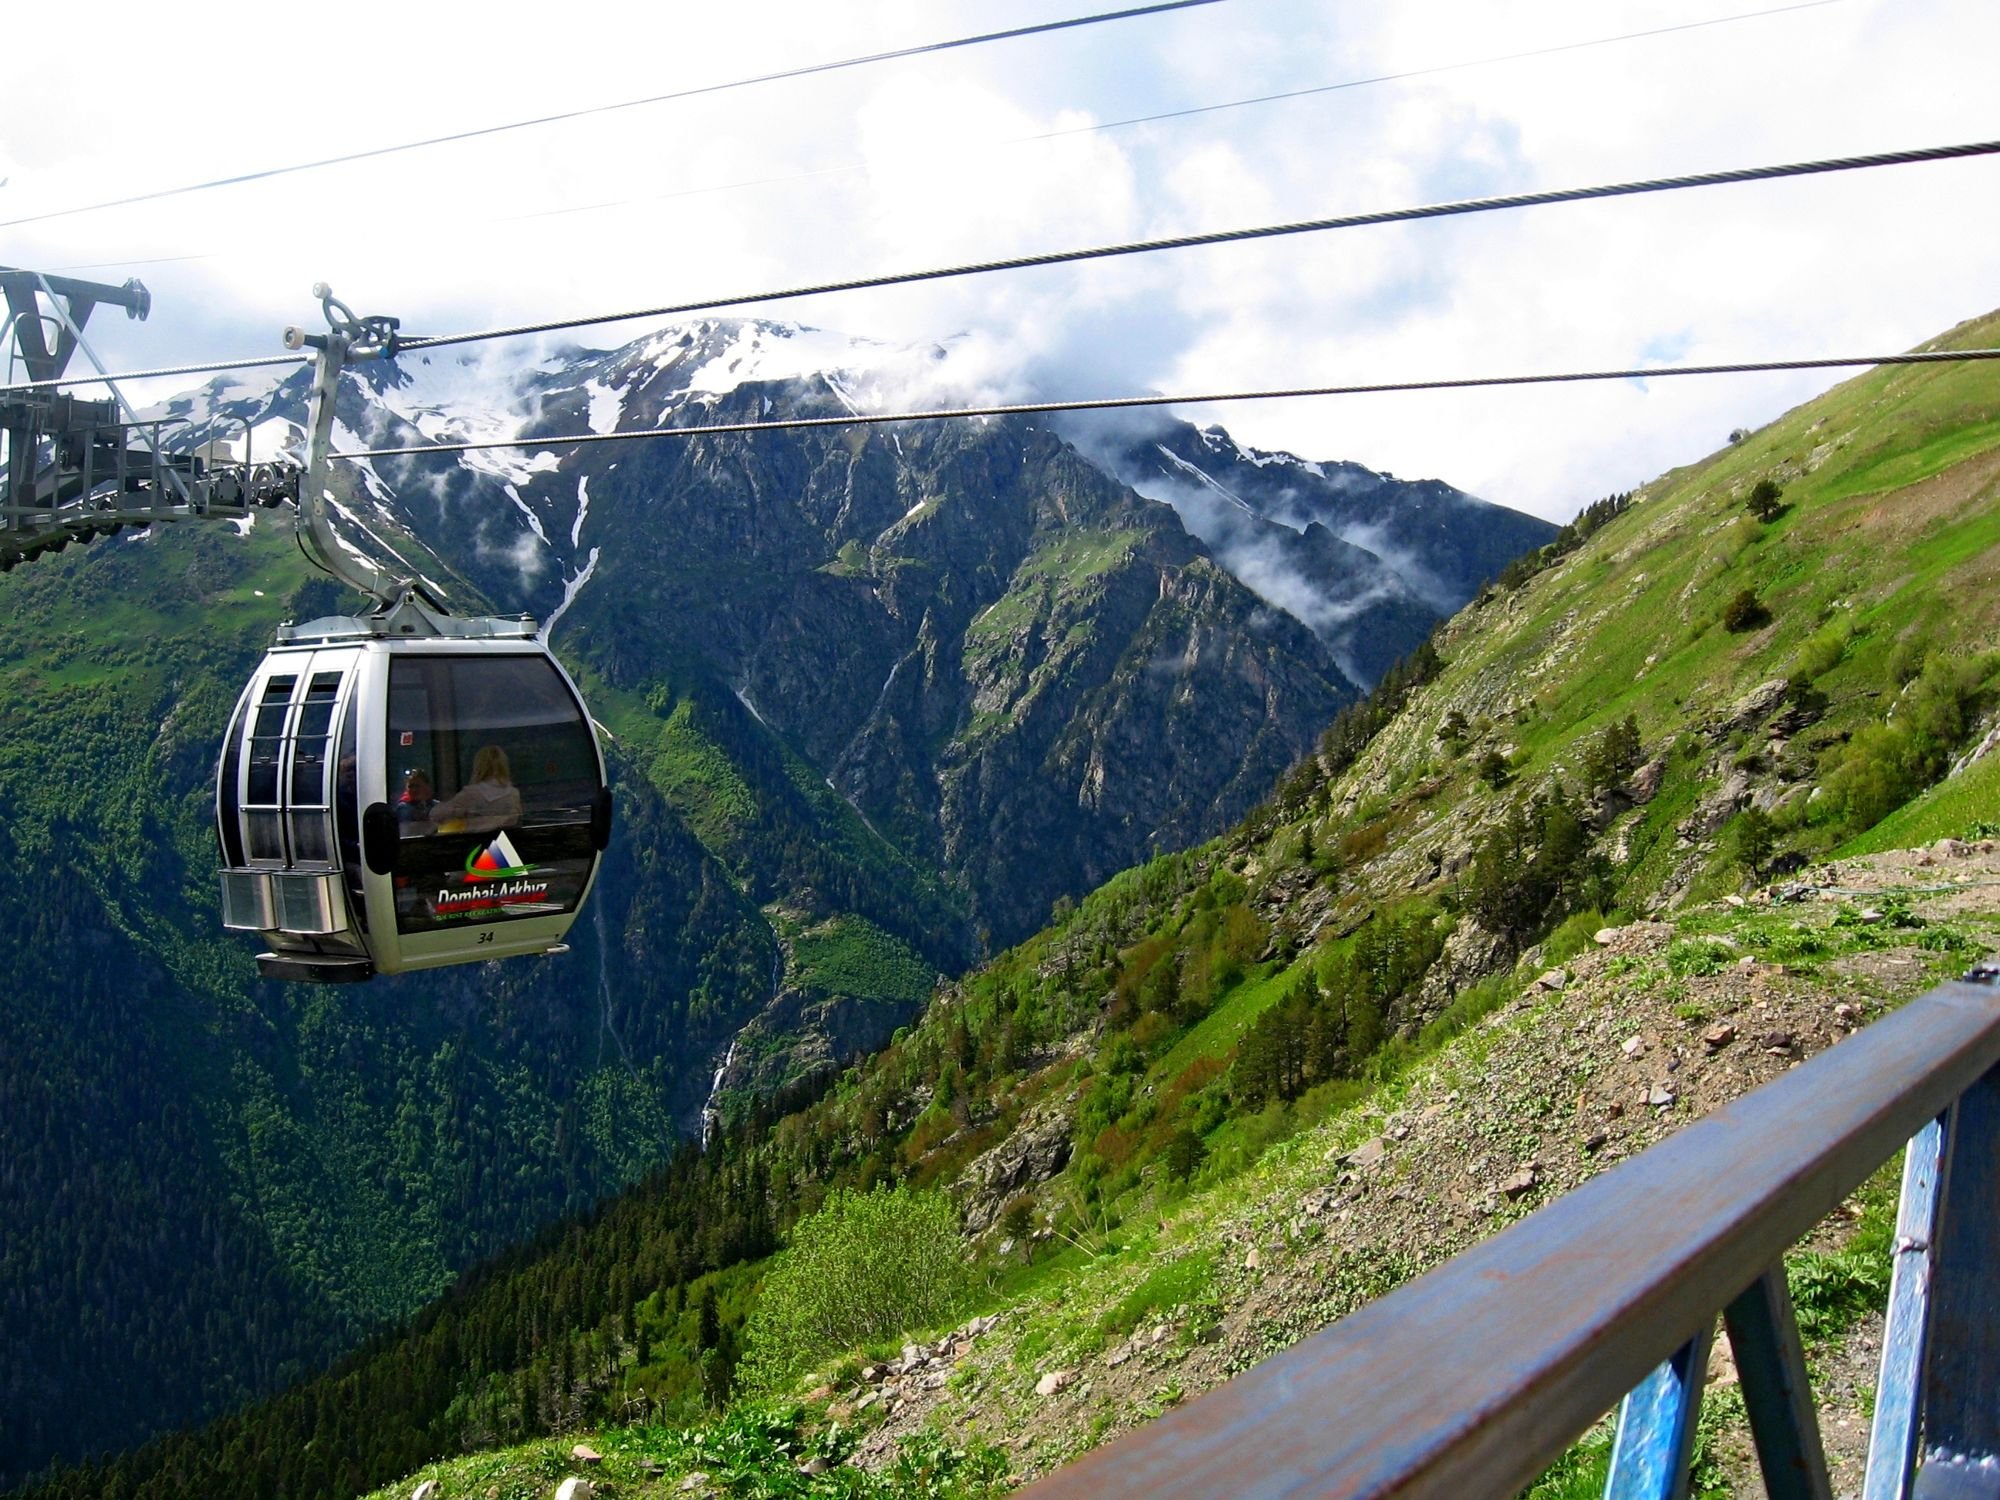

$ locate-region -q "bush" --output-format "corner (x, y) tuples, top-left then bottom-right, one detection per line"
(1722, 589), (1771, 633)
(1162, 1126), (1208, 1184)
(1790, 620), (1850, 684)
(739, 1184), (974, 1392)
(1729, 806), (1776, 878)
(1821, 653), (1988, 834)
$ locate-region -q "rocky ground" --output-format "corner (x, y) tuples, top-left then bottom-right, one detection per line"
(832, 839), (2000, 1495)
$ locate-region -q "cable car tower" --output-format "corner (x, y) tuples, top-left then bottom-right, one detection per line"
(0, 266), (296, 567)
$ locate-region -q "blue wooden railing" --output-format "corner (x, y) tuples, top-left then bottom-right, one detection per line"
(1020, 959), (2000, 1500)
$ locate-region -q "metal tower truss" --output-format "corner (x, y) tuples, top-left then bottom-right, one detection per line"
(0, 267), (300, 573)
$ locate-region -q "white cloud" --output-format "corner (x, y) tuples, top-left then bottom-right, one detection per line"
(10, 0), (1999, 522)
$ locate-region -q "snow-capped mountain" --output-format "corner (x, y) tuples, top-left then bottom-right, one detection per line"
(154, 317), (1550, 691)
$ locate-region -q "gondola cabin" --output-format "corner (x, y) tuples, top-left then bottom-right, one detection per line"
(216, 608), (611, 982)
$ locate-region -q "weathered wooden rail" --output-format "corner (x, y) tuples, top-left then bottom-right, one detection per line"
(1021, 960), (2000, 1500)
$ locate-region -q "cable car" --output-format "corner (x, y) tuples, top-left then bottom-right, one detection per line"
(215, 598), (612, 982)
(213, 285), (610, 982)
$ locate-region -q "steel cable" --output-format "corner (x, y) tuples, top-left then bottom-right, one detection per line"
(10, 138), (1997, 394)
(393, 139), (2000, 352)
(332, 347), (2000, 460)
(0, 0), (1226, 231)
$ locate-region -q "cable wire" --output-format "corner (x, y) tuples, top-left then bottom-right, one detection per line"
(395, 138), (2000, 353)
(11, 136), (1996, 394)
(331, 348), (2000, 459)
(0, 0), (1225, 231)
(40, 0), (1844, 267)
(494, 0), (1845, 229)
(1, 351), (305, 393)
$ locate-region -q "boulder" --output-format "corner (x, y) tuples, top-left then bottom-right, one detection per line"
(1629, 758), (1666, 803)
(957, 1098), (1075, 1234)
(1340, 1136), (1387, 1169)
(1499, 1166), (1539, 1199)
(1722, 679), (1790, 734)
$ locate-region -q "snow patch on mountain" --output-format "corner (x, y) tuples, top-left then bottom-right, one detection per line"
(502, 483), (549, 546)
(456, 444), (560, 491)
(583, 378), (623, 435)
(570, 475), (591, 549)
(1153, 444), (1259, 520)
(539, 546), (599, 644)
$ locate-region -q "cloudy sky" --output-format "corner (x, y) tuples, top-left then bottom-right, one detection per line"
(5, 0), (1995, 521)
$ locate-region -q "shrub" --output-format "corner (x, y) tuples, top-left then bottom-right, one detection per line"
(1162, 1126), (1208, 1184)
(739, 1184), (974, 1392)
(1729, 806), (1776, 878)
(1822, 653), (1988, 834)
(1790, 620), (1851, 684)
(1722, 589), (1771, 633)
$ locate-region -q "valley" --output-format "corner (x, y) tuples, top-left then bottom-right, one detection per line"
(0, 319), (1546, 1489)
(11, 305), (1997, 1499)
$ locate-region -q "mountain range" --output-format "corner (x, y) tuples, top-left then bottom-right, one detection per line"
(0, 316), (1550, 1487)
(23, 305), (1997, 1500)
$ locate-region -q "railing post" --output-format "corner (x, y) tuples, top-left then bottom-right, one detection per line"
(1865, 1111), (1952, 1500)
(1910, 1060), (2000, 1500)
(1605, 1325), (1714, 1500)
(1723, 1268), (1832, 1500)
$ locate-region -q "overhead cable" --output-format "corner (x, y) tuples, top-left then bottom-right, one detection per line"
(0, 0), (1225, 231)
(0, 351), (305, 393)
(331, 348), (2000, 460)
(12, 137), (1996, 395)
(395, 138), (2000, 353)
(42, 0), (1843, 266)
(497, 0), (1845, 228)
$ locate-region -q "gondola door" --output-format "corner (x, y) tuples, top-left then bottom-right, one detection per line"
(353, 643), (607, 974)
(217, 646), (371, 976)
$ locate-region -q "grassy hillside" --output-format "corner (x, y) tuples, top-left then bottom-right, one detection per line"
(19, 310), (2000, 1500)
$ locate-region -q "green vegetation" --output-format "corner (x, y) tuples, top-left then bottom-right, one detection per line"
(1815, 651), (1996, 836)
(790, 914), (938, 1008)
(367, 1405), (1008, 1500)
(19, 308), (2000, 1499)
(1746, 476), (1784, 521)
(740, 1185), (975, 1394)
(1722, 587), (1770, 632)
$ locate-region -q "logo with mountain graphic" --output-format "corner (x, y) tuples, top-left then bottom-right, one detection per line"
(464, 832), (530, 880)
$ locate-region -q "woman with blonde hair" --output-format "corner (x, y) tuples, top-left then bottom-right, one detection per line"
(430, 745), (524, 833)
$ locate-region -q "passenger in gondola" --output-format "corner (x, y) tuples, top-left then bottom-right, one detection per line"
(396, 768), (437, 830)
(430, 745), (523, 833)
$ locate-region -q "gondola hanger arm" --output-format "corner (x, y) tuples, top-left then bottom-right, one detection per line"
(284, 284), (433, 612)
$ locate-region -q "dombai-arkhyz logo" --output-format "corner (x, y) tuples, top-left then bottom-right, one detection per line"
(465, 831), (530, 880)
